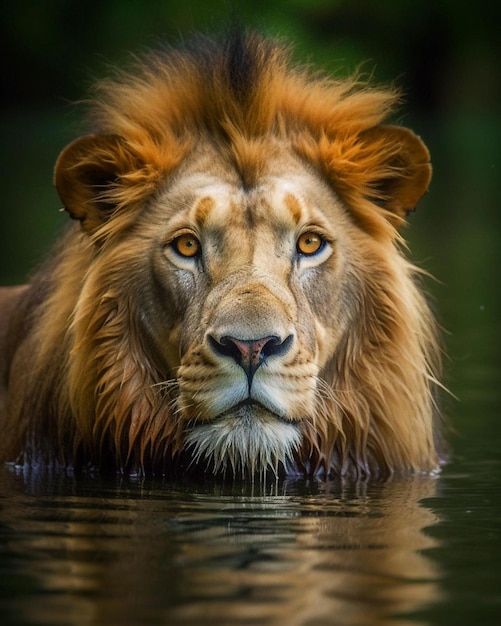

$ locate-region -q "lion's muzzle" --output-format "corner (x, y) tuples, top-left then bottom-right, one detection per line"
(176, 275), (316, 475)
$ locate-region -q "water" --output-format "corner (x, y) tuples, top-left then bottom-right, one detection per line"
(0, 470), (441, 626)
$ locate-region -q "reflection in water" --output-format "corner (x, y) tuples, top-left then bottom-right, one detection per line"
(0, 467), (442, 626)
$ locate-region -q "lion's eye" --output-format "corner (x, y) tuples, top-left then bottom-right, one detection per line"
(171, 233), (201, 258)
(296, 231), (325, 256)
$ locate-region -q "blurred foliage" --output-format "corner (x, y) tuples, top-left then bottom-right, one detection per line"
(1, 0), (500, 415)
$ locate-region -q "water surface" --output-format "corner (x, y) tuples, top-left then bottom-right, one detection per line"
(1, 468), (445, 626)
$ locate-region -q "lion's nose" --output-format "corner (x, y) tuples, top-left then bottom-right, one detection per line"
(208, 334), (293, 387)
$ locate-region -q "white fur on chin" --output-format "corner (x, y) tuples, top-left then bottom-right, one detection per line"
(184, 404), (301, 478)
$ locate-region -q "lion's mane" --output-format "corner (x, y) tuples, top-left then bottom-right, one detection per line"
(1, 30), (444, 478)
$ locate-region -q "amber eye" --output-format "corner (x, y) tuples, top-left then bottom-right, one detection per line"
(296, 231), (325, 256)
(171, 233), (201, 258)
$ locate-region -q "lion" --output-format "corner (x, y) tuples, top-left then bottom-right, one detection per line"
(0, 30), (444, 479)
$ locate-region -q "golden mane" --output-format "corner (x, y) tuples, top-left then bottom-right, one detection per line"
(75, 31), (410, 236)
(1, 30), (444, 478)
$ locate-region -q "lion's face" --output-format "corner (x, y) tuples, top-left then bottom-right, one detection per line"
(129, 142), (356, 474)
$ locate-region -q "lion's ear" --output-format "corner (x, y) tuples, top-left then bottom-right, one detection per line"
(54, 134), (142, 233)
(361, 125), (432, 219)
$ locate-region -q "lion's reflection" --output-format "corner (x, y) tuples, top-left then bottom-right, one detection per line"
(1, 470), (441, 626)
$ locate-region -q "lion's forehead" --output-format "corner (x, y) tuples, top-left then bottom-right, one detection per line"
(182, 174), (324, 233)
